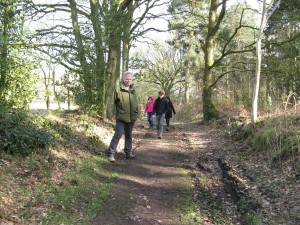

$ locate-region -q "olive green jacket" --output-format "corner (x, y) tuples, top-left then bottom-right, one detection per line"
(114, 83), (139, 123)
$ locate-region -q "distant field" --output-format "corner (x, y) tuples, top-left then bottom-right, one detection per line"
(30, 100), (78, 110)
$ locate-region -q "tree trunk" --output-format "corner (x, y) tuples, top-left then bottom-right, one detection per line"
(90, 0), (106, 113)
(46, 96), (50, 112)
(104, 29), (119, 117)
(104, 39), (121, 118)
(122, 0), (137, 73)
(184, 66), (190, 103)
(0, 4), (9, 99)
(184, 3), (196, 104)
(104, 0), (137, 118)
(68, 0), (92, 104)
(202, 0), (226, 122)
(252, 0), (276, 122)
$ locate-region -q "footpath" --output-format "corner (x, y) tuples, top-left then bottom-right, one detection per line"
(91, 123), (196, 225)
(91, 119), (300, 225)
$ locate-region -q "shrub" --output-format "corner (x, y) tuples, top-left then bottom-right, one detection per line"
(252, 128), (277, 151)
(176, 98), (202, 122)
(0, 109), (52, 155)
(225, 122), (256, 141)
(227, 115), (300, 167)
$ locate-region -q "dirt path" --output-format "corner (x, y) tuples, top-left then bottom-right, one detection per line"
(91, 124), (194, 225)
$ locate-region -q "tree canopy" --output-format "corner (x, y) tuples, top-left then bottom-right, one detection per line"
(0, 0), (299, 121)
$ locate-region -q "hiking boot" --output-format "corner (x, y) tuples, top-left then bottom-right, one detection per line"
(166, 127), (169, 131)
(158, 135), (162, 139)
(108, 155), (116, 162)
(126, 153), (135, 159)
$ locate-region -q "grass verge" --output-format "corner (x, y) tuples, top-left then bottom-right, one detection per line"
(41, 156), (119, 224)
(0, 110), (119, 224)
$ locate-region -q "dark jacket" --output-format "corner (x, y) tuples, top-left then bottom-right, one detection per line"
(165, 99), (176, 119)
(153, 96), (169, 115)
(114, 83), (139, 123)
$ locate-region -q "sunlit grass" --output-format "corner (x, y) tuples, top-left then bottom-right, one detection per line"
(177, 186), (204, 225)
(42, 155), (119, 224)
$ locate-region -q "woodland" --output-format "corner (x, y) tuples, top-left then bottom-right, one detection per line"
(0, 0), (300, 224)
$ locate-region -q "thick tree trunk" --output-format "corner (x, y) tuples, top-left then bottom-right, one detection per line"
(68, 0), (92, 104)
(202, 0), (224, 122)
(0, 5), (9, 99)
(121, 0), (137, 73)
(90, 0), (106, 114)
(105, 1), (137, 118)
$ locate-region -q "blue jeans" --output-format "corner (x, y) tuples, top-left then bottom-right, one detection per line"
(108, 120), (134, 156)
(156, 113), (165, 136)
(147, 112), (153, 128)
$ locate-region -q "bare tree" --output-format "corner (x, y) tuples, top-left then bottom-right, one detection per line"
(252, 0), (279, 122)
(136, 44), (185, 96)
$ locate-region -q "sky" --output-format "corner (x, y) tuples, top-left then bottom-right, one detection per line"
(31, 0), (264, 75)
(132, 0), (262, 53)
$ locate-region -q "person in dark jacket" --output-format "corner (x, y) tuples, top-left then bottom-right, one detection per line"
(153, 90), (169, 139)
(107, 71), (139, 162)
(165, 96), (176, 131)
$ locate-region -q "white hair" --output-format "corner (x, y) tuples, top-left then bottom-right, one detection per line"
(122, 71), (134, 81)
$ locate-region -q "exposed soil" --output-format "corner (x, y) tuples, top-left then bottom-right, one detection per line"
(91, 118), (300, 225)
(91, 121), (243, 225)
(91, 123), (194, 225)
(1, 114), (298, 224)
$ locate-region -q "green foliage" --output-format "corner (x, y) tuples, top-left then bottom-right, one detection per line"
(241, 211), (261, 225)
(43, 156), (118, 224)
(225, 122), (256, 141)
(263, 0), (300, 103)
(253, 128), (299, 163)
(0, 48), (39, 108)
(39, 119), (73, 145)
(252, 128), (277, 151)
(0, 108), (52, 155)
(1, 51), (39, 108)
(227, 115), (300, 167)
(237, 195), (261, 225)
(0, 0), (39, 108)
(0, 110), (120, 224)
(177, 185), (204, 224)
(176, 102), (201, 122)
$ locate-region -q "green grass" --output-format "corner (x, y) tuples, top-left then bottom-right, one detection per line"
(177, 186), (204, 225)
(41, 156), (119, 224)
(241, 212), (261, 225)
(0, 110), (120, 224)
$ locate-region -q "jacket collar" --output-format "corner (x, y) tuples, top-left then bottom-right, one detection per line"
(120, 83), (135, 92)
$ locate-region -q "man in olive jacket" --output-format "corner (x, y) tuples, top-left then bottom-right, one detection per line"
(107, 71), (139, 162)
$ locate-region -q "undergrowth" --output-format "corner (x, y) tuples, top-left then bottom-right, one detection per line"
(225, 115), (300, 170)
(0, 109), (116, 224)
(224, 114), (300, 224)
(0, 108), (52, 155)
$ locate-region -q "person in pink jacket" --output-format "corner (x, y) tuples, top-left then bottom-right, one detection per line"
(144, 96), (154, 129)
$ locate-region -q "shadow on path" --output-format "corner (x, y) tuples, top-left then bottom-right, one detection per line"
(91, 125), (192, 225)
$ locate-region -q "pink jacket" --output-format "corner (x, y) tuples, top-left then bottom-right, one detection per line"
(144, 96), (154, 113)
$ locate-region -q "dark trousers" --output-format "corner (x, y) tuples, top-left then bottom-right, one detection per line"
(166, 118), (170, 128)
(108, 120), (134, 156)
